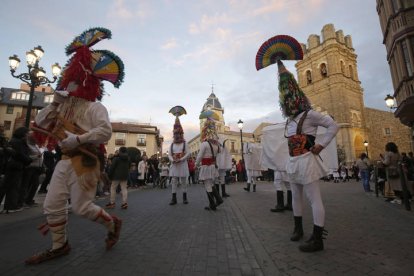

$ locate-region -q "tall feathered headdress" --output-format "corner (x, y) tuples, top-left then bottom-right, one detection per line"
(199, 110), (219, 143)
(169, 106), (187, 143)
(57, 27), (125, 101)
(256, 35), (311, 118)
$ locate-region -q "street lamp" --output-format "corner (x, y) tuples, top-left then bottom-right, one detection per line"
(363, 140), (369, 157)
(9, 46), (61, 127)
(237, 119), (244, 162)
(384, 94), (397, 110)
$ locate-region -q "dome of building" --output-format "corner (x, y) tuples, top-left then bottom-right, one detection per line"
(201, 92), (223, 113)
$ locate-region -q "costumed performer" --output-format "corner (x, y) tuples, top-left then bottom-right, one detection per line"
(243, 142), (262, 192)
(26, 27), (125, 264)
(278, 59), (339, 252)
(196, 113), (223, 210)
(168, 106), (190, 205)
(216, 138), (232, 198)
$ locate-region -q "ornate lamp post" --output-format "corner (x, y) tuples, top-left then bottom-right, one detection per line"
(363, 140), (369, 157)
(384, 94), (397, 110)
(9, 46), (61, 127)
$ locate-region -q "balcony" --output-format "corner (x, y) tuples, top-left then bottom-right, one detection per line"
(137, 141), (146, 147)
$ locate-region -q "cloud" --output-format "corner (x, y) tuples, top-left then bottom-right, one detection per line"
(188, 13), (235, 35)
(160, 38), (178, 50)
(107, 0), (153, 23)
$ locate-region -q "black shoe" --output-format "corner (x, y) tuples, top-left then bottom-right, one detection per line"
(290, 216), (304, 241)
(299, 225), (326, 252)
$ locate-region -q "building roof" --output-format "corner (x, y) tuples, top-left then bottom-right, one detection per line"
(0, 87), (52, 108)
(201, 92), (223, 112)
(111, 122), (159, 134)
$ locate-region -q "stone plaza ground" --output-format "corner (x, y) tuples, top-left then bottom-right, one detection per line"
(1, 179), (414, 275)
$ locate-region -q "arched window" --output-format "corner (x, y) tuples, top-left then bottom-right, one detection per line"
(340, 60), (345, 73)
(306, 70), (312, 84)
(349, 65), (354, 80)
(320, 63), (327, 77)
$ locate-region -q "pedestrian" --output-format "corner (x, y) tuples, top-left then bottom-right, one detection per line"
(38, 145), (56, 194)
(381, 142), (403, 203)
(20, 132), (43, 208)
(355, 153), (371, 192)
(138, 156), (148, 187)
(276, 59), (339, 252)
(195, 114), (223, 211)
(187, 157), (196, 184)
(158, 158), (169, 189)
(106, 146), (130, 209)
(25, 27), (123, 264)
(168, 106), (190, 205)
(128, 162), (138, 188)
(0, 127), (32, 213)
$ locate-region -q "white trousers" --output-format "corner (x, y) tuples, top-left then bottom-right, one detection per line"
(246, 170), (256, 184)
(290, 181), (325, 227)
(43, 159), (101, 224)
(110, 180), (128, 204)
(217, 169), (226, 184)
(171, 177), (188, 193)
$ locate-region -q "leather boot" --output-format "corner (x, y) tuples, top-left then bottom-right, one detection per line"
(221, 184), (230, 198)
(290, 216), (304, 241)
(270, 191), (285, 212)
(205, 192), (216, 210)
(169, 193), (177, 205)
(212, 185), (223, 206)
(244, 183), (251, 192)
(183, 192), (188, 204)
(285, 190), (293, 211)
(299, 225), (326, 252)
(253, 184), (256, 192)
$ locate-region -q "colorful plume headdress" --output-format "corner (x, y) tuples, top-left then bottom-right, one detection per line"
(255, 34), (310, 118)
(199, 111), (219, 143)
(169, 106), (187, 143)
(57, 27), (125, 101)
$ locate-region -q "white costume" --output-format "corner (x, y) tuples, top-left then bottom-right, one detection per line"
(196, 141), (219, 191)
(168, 142), (190, 193)
(243, 142), (262, 192)
(216, 140), (232, 197)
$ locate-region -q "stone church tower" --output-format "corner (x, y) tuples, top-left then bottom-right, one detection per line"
(200, 89), (226, 134)
(296, 24), (368, 163)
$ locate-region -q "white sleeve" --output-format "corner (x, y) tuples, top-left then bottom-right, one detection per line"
(35, 104), (58, 128)
(77, 102), (112, 145)
(168, 144), (173, 162)
(308, 110), (339, 148)
(181, 142), (190, 160)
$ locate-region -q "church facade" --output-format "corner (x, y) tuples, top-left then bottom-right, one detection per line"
(187, 91), (255, 160)
(296, 24), (412, 163)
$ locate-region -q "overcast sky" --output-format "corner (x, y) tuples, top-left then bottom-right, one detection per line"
(0, 0), (392, 150)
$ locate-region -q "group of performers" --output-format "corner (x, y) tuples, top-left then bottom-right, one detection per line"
(24, 30), (338, 265)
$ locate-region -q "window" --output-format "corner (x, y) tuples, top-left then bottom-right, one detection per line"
(384, 128), (391, 135)
(340, 60), (345, 73)
(115, 132), (126, 145)
(231, 141), (235, 153)
(391, 0), (399, 13)
(44, 95), (54, 103)
(306, 70), (312, 84)
(6, 105), (14, 114)
(4, 121), (11, 131)
(320, 63), (327, 77)
(402, 40), (413, 77)
(11, 92), (30, 101)
(137, 134), (146, 146)
(349, 65), (354, 80)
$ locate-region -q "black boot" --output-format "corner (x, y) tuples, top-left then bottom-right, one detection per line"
(285, 190), (293, 211)
(183, 193), (188, 204)
(213, 185), (223, 206)
(299, 225), (326, 252)
(221, 184), (230, 198)
(253, 184), (256, 192)
(270, 191), (285, 212)
(205, 192), (216, 211)
(169, 193), (177, 205)
(244, 183), (251, 192)
(290, 216), (304, 241)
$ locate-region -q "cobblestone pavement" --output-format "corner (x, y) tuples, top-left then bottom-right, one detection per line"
(1, 180), (413, 275)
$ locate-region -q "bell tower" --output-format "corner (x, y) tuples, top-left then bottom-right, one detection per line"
(296, 24), (368, 162)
